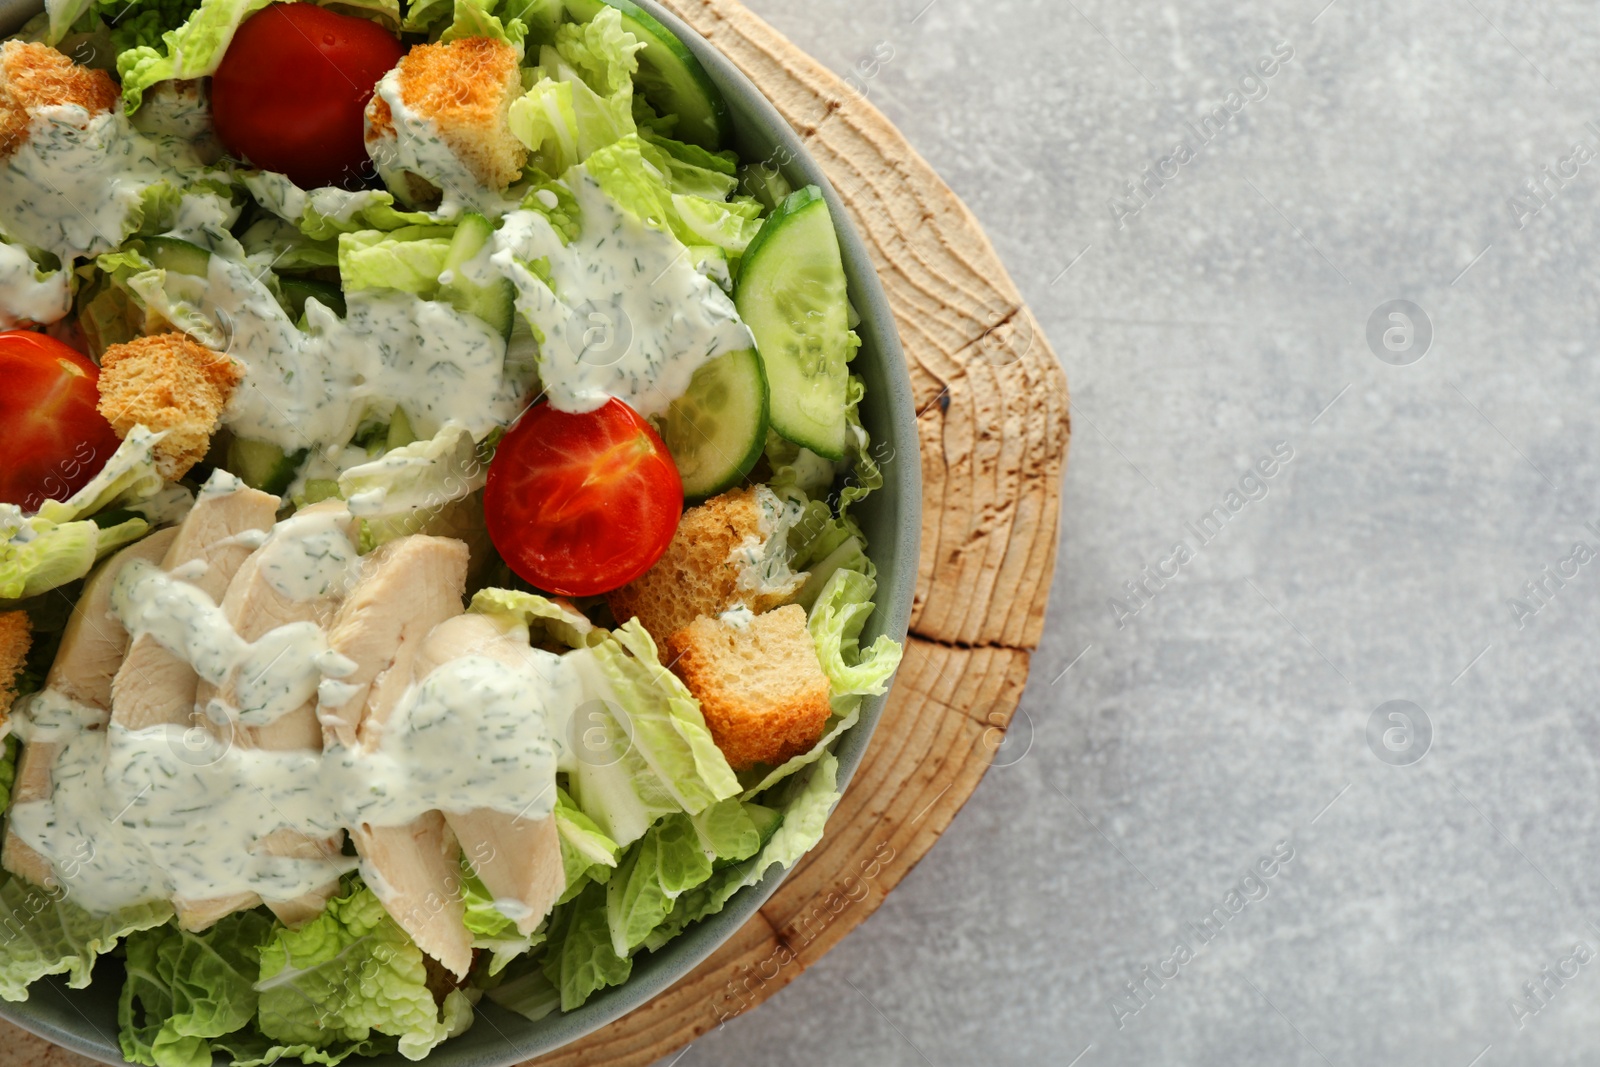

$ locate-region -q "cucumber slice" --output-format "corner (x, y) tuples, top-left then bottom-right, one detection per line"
(661, 347), (767, 499)
(138, 236), (211, 277)
(227, 437), (307, 496)
(735, 186), (851, 460)
(279, 277), (346, 320)
(437, 212), (515, 339)
(562, 0), (730, 149)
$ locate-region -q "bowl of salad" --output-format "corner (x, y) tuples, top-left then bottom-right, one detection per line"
(0, 0), (918, 1061)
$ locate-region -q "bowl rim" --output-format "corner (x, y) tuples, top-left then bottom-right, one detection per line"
(0, 0), (922, 1062)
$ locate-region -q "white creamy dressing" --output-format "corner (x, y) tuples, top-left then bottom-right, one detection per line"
(9, 505), (607, 914)
(253, 507), (362, 600)
(0, 105), (199, 264)
(111, 558), (354, 726)
(732, 487), (806, 602)
(368, 71), (513, 217)
(128, 80), (221, 164)
(242, 171), (422, 230)
(491, 169), (757, 417)
(0, 240), (70, 327)
(156, 251), (523, 459)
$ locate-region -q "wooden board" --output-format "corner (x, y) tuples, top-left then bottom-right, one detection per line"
(0, 1), (1069, 1064)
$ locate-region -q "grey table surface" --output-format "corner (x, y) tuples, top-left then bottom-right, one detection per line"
(657, 0), (1600, 1065)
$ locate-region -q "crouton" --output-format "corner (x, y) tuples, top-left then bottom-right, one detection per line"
(609, 487), (806, 644)
(0, 611), (31, 735)
(664, 605), (831, 771)
(364, 37), (526, 201)
(0, 41), (117, 159)
(97, 332), (243, 480)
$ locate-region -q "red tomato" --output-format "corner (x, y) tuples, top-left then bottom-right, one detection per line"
(485, 400), (684, 597)
(0, 331), (123, 512)
(211, 3), (403, 189)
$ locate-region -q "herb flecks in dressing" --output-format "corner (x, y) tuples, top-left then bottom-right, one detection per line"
(492, 169), (756, 417)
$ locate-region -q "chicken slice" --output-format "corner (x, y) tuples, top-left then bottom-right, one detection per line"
(100, 482), (276, 931)
(320, 535), (469, 750)
(324, 535), (472, 977)
(110, 482), (278, 732)
(416, 614), (564, 935)
(178, 502), (359, 929)
(2, 528), (177, 887)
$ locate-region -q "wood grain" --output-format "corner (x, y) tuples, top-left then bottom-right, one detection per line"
(0, 0), (1068, 1064)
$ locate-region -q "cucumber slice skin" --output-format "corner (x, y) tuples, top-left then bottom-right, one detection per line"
(663, 347), (768, 499)
(438, 212), (515, 339)
(279, 277), (346, 320)
(227, 437), (307, 496)
(736, 186), (851, 461)
(562, 0), (731, 149)
(137, 236), (211, 277)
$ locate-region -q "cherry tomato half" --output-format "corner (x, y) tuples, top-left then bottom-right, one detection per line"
(211, 3), (404, 189)
(484, 399), (684, 597)
(0, 331), (122, 512)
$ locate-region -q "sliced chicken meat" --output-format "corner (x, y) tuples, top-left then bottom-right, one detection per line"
(98, 484), (277, 931)
(2, 528), (177, 888)
(416, 614), (565, 935)
(178, 501), (360, 930)
(111, 483), (278, 733)
(323, 535), (473, 977)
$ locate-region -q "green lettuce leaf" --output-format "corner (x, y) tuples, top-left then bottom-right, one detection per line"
(542, 880), (629, 1012)
(808, 569), (902, 700)
(255, 881), (472, 1060)
(468, 588), (597, 650)
(0, 426), (170, 598)
(838, 374), (881, 514)
(116, 0), (276, 112)
(691, 797), (762, 863)
(459, 860), (544, 977)
(212, 1031), (395, 1067)
(739, 698), (860, 799)
(339, 421), (485, 522)
(317, 0), (398, 27)
(0, 871), (174, 1003)
(337, 226), (456, 297)
(553, 6), (641, 97)
(35, 425), (167, 524)
(438, 0), (525, 55)
(553, 787), (620, 906)
(481, 959), (559, 1022)
(510, 41), (638, 176)
(239, 217), (339, 271)
(119, 910), (275, 1067)
(603, 812), (711, 957)
(0, 736), (16, 813)
(507, 77), (584, 177)
(643, 756), (837, 953)
(241, 174), (439, 242)
(563, 697), (682, 848)
(590, 621), (740, 814)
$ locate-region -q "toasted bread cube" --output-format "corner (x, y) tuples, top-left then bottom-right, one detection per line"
(665, 605), (831, 771)
(364, 36), (526, 201)
(609, 487), (805, 644)
(0, 610), (31, 735)
(0, 41), (117, 159)
(97, 332), (243, 480)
